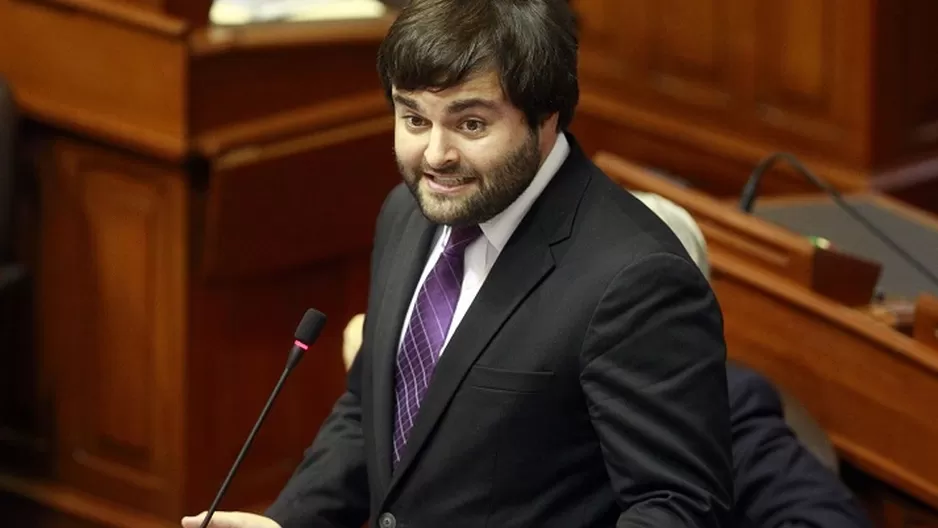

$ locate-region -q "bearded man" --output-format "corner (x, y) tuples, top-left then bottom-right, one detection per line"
(183, 0), (734, 526)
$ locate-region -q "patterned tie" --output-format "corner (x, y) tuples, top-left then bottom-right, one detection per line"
(392, 225), (482, 465)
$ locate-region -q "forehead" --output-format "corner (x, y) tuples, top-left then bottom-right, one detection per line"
(392, 70), (507, 107)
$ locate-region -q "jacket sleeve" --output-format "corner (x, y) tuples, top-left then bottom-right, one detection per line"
(264, 356), (369, 528)
(579, 253), (735, 527)
(727, 364), (872, 528)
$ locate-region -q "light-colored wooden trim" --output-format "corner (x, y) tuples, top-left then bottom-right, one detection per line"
(212, 115), (393, 170)
(194, 92), (390, 157)
(16, 90), (188, 162)
(712, 250), (938, 372)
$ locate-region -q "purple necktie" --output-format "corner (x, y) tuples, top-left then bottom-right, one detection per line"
(392, 225), (482, 465)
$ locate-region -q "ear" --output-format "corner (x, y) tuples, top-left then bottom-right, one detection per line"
(539, 112), (560, 134)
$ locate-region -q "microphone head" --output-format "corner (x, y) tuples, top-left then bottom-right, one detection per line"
(295, 308), (327, 346)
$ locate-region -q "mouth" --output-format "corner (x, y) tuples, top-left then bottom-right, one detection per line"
(423, 172), (478, 194)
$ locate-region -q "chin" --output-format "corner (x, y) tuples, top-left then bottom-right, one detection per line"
(416, 194), (473, 225)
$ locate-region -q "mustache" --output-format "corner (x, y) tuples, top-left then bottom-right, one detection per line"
(420, 161), (461, 175)
(393, 148), (459, 175)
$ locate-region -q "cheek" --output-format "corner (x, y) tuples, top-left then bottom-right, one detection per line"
(394, 128), (425, 166)
(457, 138), (511, 172)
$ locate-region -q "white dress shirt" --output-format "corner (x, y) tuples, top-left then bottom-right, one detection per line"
(398, 132), (571, 355)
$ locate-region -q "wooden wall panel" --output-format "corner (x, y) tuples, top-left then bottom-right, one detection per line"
(570, 0), (938, 200)
(36, 138), (187, 517)
(646, 0), (736, 111)
(183, 120), (399, 509)
(183, 258), (362, 512)
(200, 117), (395, 281)
(578, 0), (744, 115)
(752, 0), (850, 148)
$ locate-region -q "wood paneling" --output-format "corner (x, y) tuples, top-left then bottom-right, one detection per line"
(572, 0), (938, 211)
(0, 0), (397, 524)
(646, 0), (736, 111)
(712, 249), (938, 508)
(35, 138), (188, 515)
(200, 117), (395, 282)
(752, 0), (854, 148)
(575, 0), (861, 155)
(0, 0), (188, 159)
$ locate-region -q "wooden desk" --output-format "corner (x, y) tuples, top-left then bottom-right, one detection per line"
(594, 151), (885, 307)
(596, 150), (938, 527)
(751, 193), (938, 300)
(0, 1), (398, 526)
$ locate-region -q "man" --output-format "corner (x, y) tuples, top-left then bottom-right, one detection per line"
(183, 0), (734, 526)
(333, 194), (871, 528)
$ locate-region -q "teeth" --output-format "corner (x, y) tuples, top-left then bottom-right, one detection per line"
(435, 176), (470, 186)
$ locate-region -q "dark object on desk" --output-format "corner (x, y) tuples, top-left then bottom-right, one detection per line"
(755, 195), (938, 299)
(741, 151), (938, 295)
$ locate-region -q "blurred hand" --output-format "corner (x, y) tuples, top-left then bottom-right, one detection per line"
(181, 511), (281, 528)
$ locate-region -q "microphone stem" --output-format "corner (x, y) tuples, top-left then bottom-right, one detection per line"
(742, 152), (938, 291)
(200, 364), (293, 528)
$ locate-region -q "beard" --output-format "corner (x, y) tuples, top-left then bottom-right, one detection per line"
(396, 131), (543, 226)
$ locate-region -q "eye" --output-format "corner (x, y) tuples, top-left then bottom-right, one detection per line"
(460, 119), (487, 135)
(403, 115), (428, 129)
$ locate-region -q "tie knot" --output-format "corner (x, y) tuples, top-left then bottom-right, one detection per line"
(443, 225), (482, 256)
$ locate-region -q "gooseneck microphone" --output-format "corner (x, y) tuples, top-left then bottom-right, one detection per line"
(200, 308), (328, 528)
(737, 152), (938, 290)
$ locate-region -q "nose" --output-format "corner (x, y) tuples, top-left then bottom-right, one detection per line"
(423, 128), (458, 170)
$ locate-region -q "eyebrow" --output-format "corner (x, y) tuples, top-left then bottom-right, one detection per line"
(391, 94), (500, 115)
(445, 98), (499, 114)
(392, 94), (422, 112)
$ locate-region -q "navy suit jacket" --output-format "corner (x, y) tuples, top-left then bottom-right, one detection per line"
(727, 362), (871, 528)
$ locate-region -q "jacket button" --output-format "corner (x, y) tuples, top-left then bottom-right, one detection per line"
(378, 512), (396, 528)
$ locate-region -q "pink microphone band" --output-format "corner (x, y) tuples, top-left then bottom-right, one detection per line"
(294, 340), (309, 350)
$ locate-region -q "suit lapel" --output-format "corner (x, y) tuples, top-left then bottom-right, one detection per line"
(383, 139), (594, 499)
(372, 207), (436, 492)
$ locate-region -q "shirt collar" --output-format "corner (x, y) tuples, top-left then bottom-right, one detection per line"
(477, 132), (570, 252)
